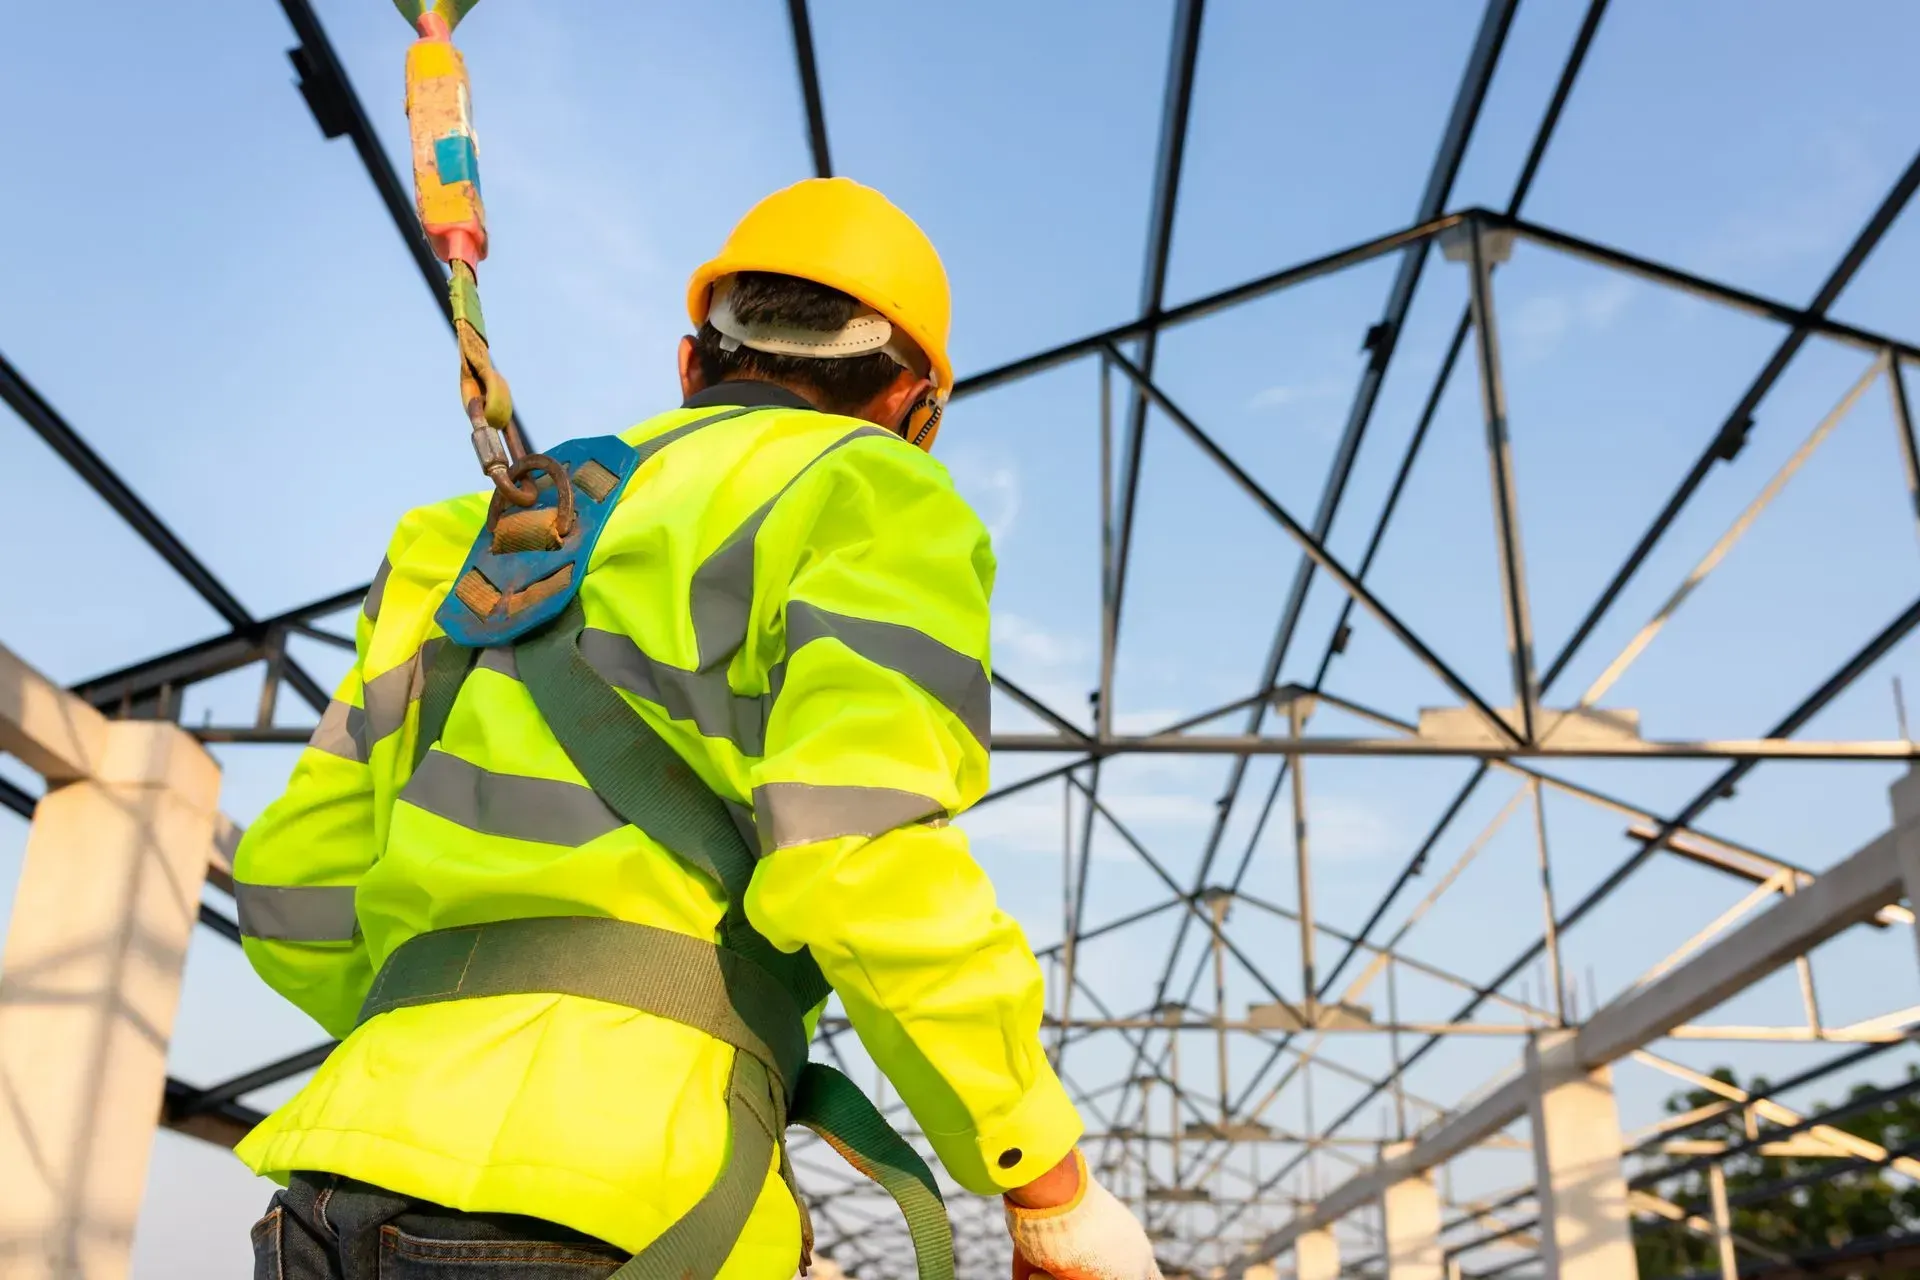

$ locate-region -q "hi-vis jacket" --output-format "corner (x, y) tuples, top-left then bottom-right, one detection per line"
(232, 382), (1082, 1276)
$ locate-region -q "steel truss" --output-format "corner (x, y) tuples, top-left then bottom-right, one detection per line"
(8, 1), (1920, 1278)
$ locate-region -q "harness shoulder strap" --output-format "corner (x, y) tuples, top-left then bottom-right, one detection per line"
(515, 597), (828, 1008)
(413, 638), (477, 771)
(414, 408), (757, 772)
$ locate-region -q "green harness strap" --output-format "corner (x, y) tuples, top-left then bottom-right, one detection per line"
(792, 1065), (954, 1280)
(413, 639), (477, 772)
(356, 919), (794, 1280)
(390, 601), (953, 1280)
(358, 915), (809, 1096)
(514, 601), (824, 1005)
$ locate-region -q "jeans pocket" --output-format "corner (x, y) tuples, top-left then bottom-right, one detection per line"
(250, 1204), (285, 1280)
(377, 1224), (628, 1279)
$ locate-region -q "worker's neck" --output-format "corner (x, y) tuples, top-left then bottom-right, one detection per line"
(682, 379), (818, 413)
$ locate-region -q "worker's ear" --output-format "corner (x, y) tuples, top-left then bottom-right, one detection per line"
(678, 336), (706, 401)
(860, 371), (936, 444)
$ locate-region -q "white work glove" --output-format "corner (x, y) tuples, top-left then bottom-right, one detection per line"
(1005, 1152), (1163, 1280)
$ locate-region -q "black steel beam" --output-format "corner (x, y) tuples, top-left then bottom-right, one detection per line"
(1137, 0), (1205, 322)
(1540, 144), (1920, 689)
(785, 0), (833, 178)
(70, 582), (367, 710)
(1000, 1), (1521, 1151)
(1101, 350), (1521, 737)
(275, 0), (534, 450)
(992, 673), (1092, 741)
(1, 348), (251, 630)
(1199, 136), (1920, 1240)
(198, 902), (242, 944)
(279, 0), (446, 319)
(1111, 0), (1206, 635)
(1066, 0), (1207, 1056)
(1204, 589), (1920, 1248)
(1255, 0), (1520, 712)
(1634, 1074), (1920, 1191)
(1627, 1034), (1915, 1155)
(1712, 1135), (1920, 1219)
(1187, 0), (1617, 1197)
(80, 215), (1481, 717)
(173, 1040), (339, 1117)
(2, 346), (336, 716)
(953, 214), (1466, 399)
(0, 775), (35, 820)
(161, 1076), (264, 1149)
(1504, 0), (1610, 214)
(1502, 211), (1920, 364)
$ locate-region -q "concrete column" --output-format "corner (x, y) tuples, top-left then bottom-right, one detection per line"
(1526, 1029), (1638, 1279)
(0, 721), (221, 1280)
(1242, 1266), (1278, 1280)
(1294, 1229), (1338, 1280)
(1380, 1140), (1444, 1280)
(1891, 769), (1920, 971)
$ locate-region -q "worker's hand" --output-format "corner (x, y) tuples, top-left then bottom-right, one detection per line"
(1004, 1150), (1162, 1280)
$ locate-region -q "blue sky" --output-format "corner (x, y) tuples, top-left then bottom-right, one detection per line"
(7, 1), (1920, 1272)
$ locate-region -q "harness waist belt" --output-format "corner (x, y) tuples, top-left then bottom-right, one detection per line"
(358, 915), (808, 1097)
(356, 915), (953, 1280)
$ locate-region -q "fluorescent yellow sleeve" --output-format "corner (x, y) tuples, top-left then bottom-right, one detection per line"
(234, 568), (383, 1041)
(743, 439), (1083, 1195)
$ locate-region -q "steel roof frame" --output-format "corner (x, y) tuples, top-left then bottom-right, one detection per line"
(9, 1), (1920, 1276)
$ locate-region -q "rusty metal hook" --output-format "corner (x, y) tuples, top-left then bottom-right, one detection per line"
(485, 453), (577, 538)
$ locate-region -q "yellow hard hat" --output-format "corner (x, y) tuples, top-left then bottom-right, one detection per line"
(686, 178), (953, 394)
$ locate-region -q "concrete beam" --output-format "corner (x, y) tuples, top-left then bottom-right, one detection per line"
(1576, 829), (1900, 1066)
(3, 641), (248, 894)
(0, 641), (111, 784)
(1231, 787), (1911, 1269)
(1892, 770), (1920, 969)
(0, 719), (222, 1280)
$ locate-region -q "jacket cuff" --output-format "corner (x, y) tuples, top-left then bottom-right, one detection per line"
(930, 1064), (1084, 1196)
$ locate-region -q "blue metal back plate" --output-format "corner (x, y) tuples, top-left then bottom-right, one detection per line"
(436, 435), (640, 647)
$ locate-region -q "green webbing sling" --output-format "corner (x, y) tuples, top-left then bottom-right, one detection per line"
(514, 601), (823, 1005)
(358, 915), (810, 1096)
(377, 599), (953, 1280)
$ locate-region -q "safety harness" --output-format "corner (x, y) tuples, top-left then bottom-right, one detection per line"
(355, 421), (954, 1280)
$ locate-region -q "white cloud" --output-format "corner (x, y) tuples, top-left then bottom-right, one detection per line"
(1697, 129), (1884, 277)
(993, 612), (1085, 670)
(939, 447), (1023, 545)
(958, 785), (1071, 857)
(1112, 707), (1190, 734)
(1102, 791), (1216, 830)
(1247, 378), (1344, 413)
(1308, 797), (1400, 862)
(1506, 276), (1637, 364)
(959, 777), (1216, 863)
(1581, 275), (1634, 329)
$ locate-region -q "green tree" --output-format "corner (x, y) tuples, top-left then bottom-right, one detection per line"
(1633, 1065), (1920, 1276)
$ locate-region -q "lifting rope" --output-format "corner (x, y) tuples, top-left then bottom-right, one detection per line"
(394, 0), (572, 531)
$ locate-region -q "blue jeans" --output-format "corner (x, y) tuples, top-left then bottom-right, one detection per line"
(252, 1172), (631, 1278)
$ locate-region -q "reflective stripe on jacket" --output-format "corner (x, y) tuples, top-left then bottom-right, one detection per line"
(230, 384), (1083, 1276)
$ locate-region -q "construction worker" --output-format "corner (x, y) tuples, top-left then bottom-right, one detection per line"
(231, 177), (1162, 1280)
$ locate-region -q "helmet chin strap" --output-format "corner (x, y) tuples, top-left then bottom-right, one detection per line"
(901, 395), (943, 450)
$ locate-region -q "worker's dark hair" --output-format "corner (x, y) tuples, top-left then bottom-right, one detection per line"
(693, 271), (909, 415)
